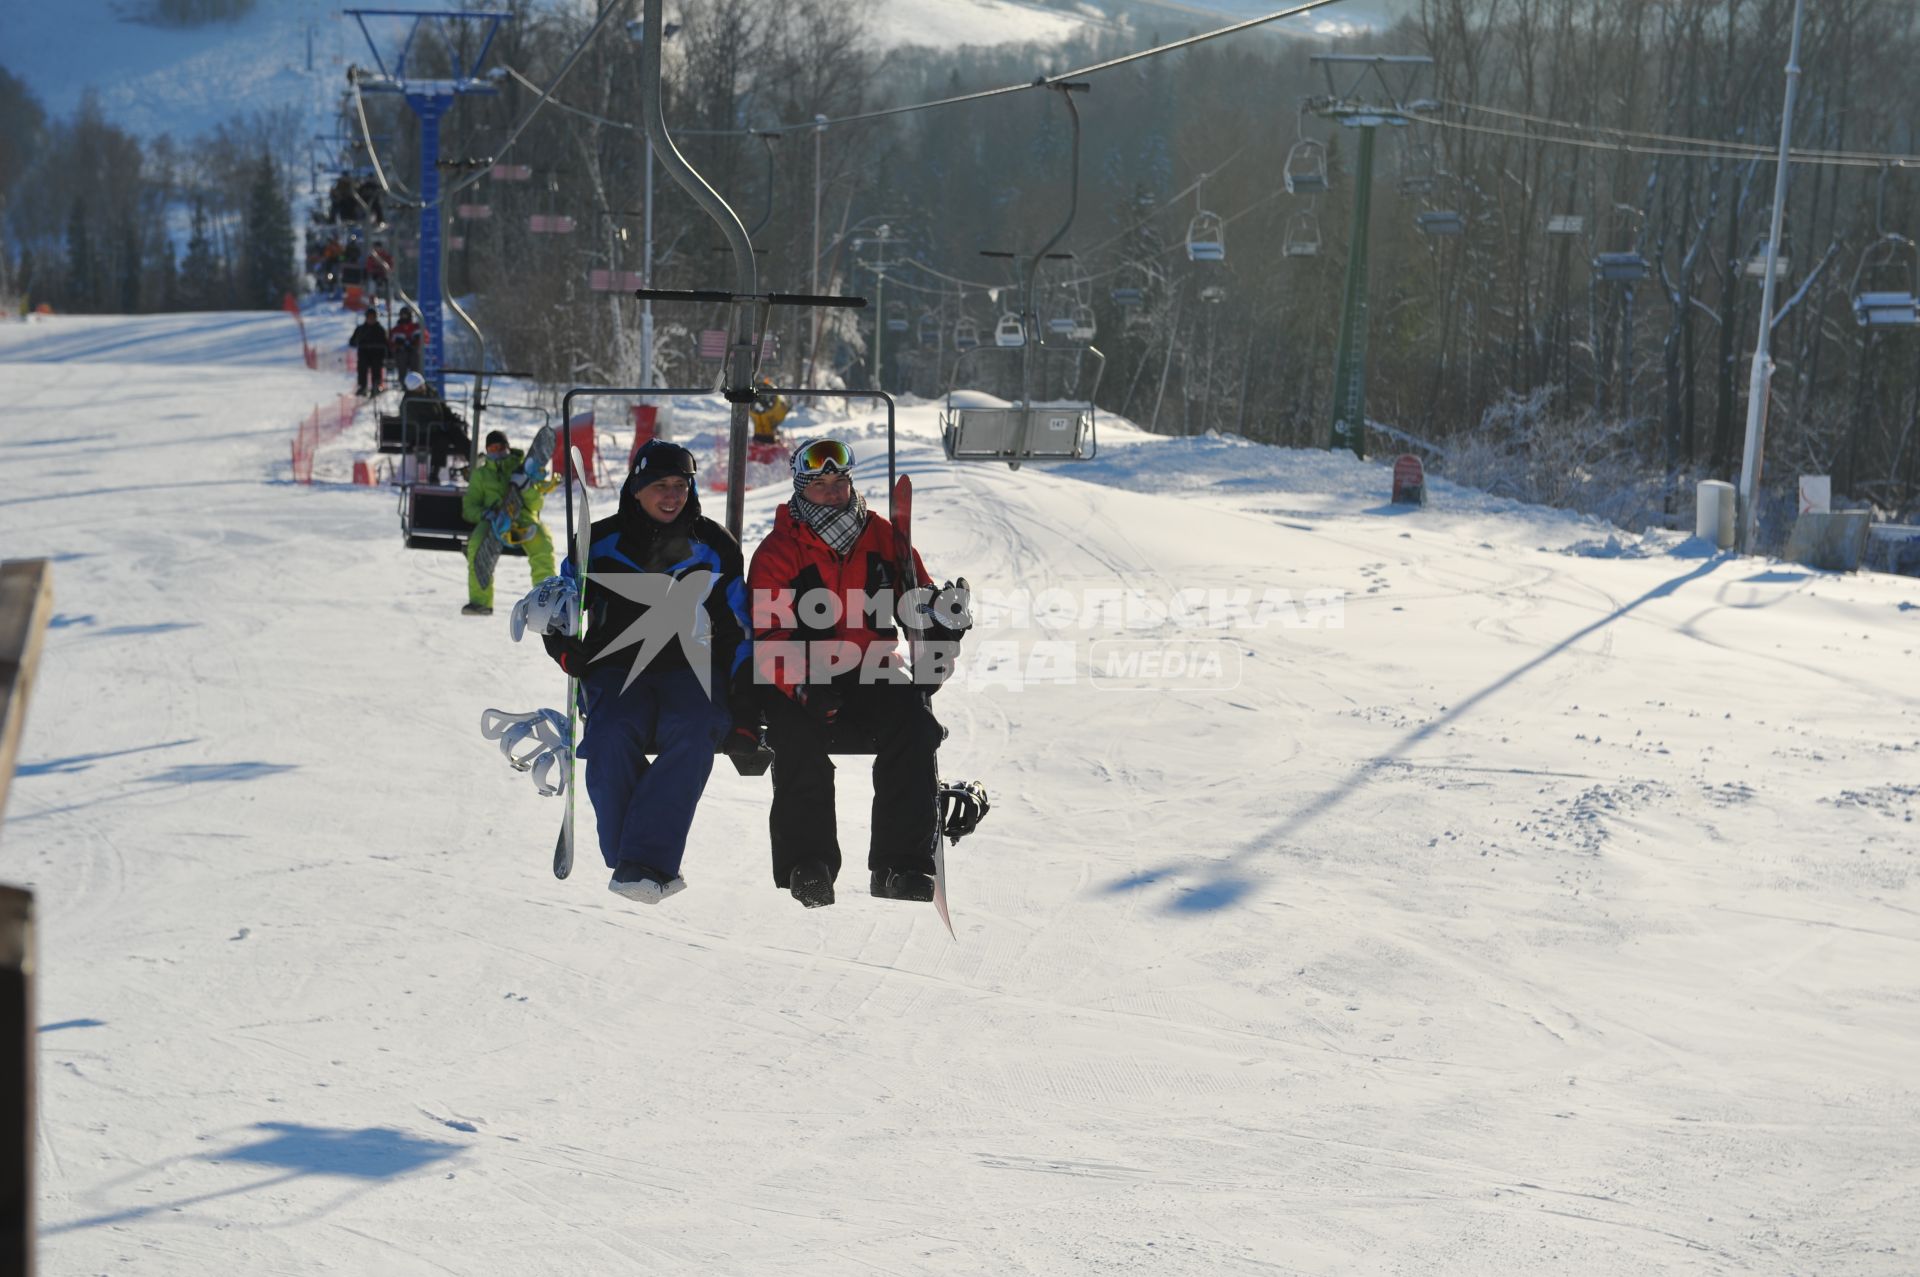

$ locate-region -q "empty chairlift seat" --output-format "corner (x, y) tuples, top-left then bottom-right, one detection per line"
(1185, 211), (1226, 263)
(1851, 234), (1920, 328)
(1284, 210), (1321, 258)
(1284, 139), (1329, 196)
(942, 391), (1093, 463)
(402, 484), (475, 552)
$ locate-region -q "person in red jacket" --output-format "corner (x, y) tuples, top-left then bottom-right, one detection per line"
(388, 305), (426, 376)
(746, 437), (962, 908)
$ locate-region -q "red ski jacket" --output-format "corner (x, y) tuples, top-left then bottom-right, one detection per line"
(747, 501), (930, 699)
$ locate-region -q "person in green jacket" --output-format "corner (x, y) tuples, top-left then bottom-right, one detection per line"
(461, 429), (557, 617)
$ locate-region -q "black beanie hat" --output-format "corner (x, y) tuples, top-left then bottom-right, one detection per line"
(630, 440), (697, 484)
(485, 430), (510, 450)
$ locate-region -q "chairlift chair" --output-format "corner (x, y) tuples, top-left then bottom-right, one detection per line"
(1199, 284), (1227, 305)
(1398, 141), (1437, 197)
(994, 312), (1026, 348)
(1592, 251), (1650, 283)
(1546, 213), (1585, 236)
(1284, 209), (1322, 258)
(1284, 138), (1330, 196)
(885, 300), (909, 334)
(917, 309), (939, 346)
(1742, 240), (1791, 281)
(1851, 233), (1920, 328)
(1186, 211), (1226, 263)
(954, 317), (981, 351)
(941, 343), (1106, 466)
(1416, 207), (1465, 236)
(1110, 285), (1143, 306)
(1593, 206), (1650, 283)
(1069, 304), (1097, 342)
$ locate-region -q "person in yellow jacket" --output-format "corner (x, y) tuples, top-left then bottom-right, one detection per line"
(749, 377), (790, 443)
(461, 430), (557, 616)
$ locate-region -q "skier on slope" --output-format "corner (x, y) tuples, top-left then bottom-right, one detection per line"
(348, 306), (387, 397)
(461, 430), (556, 618)
(746, 437), (970, 909)
(522, 440), (758, 903)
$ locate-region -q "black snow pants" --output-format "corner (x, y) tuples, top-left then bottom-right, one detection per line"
(762, 681), (943, 888)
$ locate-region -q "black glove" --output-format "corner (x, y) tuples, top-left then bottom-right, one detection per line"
(543, 633), (590, 676)
(795, 685), (843, 727)
(722, 725), (764, 758)
(923, 576), (973, 641)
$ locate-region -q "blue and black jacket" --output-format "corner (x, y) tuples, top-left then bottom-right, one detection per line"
(544, 485), (752, 711)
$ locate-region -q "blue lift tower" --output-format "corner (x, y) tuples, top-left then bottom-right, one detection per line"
(345, 9), (511, 393)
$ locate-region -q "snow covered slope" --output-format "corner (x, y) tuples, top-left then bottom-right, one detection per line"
(3, 309), (1918, 1274)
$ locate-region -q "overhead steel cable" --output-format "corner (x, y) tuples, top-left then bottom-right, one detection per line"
(442, 0), (633, 200)
(1417, 104), (1920, 171)
(1443, 98), (1920, 166)
(496, 0), (1352, 143)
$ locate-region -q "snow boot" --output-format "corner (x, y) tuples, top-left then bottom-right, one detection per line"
(789, 860), (835, 909)
(871, 869), (935, 902)
(610, 861), (686, 905)
(461, 602), (493, 617)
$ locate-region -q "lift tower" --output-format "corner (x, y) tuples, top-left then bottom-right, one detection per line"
(1307, 54), (1431, 459)
(346, 9), (511, 394)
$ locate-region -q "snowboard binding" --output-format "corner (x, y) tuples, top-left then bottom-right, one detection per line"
(480, 707), (572, 797)
(938, 780), (990, 844)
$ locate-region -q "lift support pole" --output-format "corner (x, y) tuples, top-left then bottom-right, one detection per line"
(1310, 54), (1431, 460)
(1327, 124), (1376, 458)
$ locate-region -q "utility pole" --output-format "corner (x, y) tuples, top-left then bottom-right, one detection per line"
(1309, 54), (1432, 458)
(855, 223), (898, 392)
(1737, 0), (1807, 555)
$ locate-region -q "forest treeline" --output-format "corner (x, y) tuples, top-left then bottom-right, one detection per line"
(0, 67), (297, 314)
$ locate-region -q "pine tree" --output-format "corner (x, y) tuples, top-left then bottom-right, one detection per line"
(118, 213), (142, 312)
(241, 152), (294, 309)
(158, 237), (180, 311)
(65, 196), (94, 311)
(180, 200), (218, 310)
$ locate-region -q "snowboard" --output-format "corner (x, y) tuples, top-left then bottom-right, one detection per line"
(890, 474), (955, 939)
(554, 445), (591, 880)
(472, 423), (557, 590)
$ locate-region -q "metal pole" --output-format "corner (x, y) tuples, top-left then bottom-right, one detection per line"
(874, 266), (886, 392)
(810, 116), (825, 388)
(1328, 123), (1377, 457)
(642, 138), (655, 386)
(1737, 0), (1807, 555)
(413, 95), (450, 395)
(639, 0), (755, 537)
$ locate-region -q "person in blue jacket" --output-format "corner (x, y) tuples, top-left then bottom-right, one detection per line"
(524, 441), (757, 903)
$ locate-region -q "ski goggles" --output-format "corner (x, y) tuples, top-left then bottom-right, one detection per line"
(792, 438), (855, 479)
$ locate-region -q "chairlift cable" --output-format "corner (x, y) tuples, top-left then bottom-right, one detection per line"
(1441, 99), (1920, 167)
(1411, 107), (1920, 172)
(502, 0), (1352, 144)
(442, 0), (634, 202)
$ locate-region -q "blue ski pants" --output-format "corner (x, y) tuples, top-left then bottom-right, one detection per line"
(578, 666), (731, 876)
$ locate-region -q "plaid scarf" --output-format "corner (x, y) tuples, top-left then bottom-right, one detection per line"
(791, 486), (869, 557)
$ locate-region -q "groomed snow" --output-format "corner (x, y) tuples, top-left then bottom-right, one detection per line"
(3, 307), (1918, 1274)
